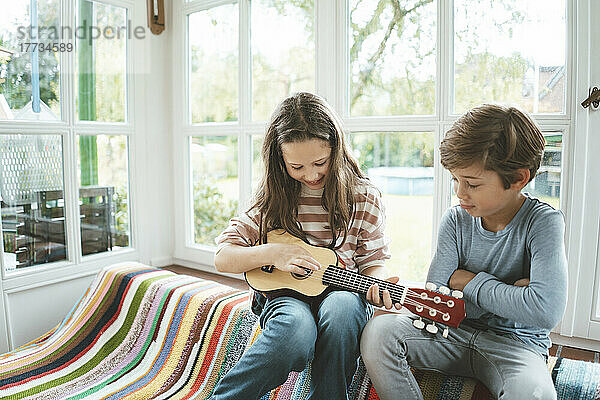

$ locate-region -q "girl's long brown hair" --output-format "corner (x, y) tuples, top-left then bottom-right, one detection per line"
(252, 92), (367, 249)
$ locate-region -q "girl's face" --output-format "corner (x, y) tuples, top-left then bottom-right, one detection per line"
(281, 138), (332, 190)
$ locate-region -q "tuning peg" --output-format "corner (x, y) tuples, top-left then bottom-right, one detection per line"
(439, 286), (450, 295)
(413, 318), (425, 330)
(442, 327), (449, 338)
(426, 322), (438, 334)
(451, 290), (463, 299)
(425, 282), (437, 291)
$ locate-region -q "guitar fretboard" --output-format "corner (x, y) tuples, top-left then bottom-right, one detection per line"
(322, 265), (408, 304)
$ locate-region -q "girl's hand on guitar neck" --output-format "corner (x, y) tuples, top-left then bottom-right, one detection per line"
(366, 276), (403, 310)
(269, 243), (322, 276)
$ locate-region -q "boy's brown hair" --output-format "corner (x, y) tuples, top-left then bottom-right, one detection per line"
(440, 104), (546, 189)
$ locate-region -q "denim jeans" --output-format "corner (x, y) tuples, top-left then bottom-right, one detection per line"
(360, 314), (556, 400)
(211, 291), (372, 400)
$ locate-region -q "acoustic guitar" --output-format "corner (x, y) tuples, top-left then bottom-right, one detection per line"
(244, 229), (466, 337)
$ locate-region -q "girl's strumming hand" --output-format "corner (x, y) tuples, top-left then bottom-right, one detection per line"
(270, 243), (321, 276)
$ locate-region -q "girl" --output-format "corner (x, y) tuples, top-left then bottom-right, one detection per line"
(210, 92), (392, 400)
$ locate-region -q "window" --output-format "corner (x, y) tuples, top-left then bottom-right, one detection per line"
(178, 0), (568, 283)
(0, 135), (67, 270)
(349, 0), (436, 116)
(76, 135), (130, 255)
(0, 0), (134, 273)
(0, 0), (61, 121)
(189, 4), (238, 123)
(453, 0), (566, 114)
(191, 135), (238, 246)
(349, 131), (434, 281)
(251, 0), (315, 121)
(76, 0), (127, 122)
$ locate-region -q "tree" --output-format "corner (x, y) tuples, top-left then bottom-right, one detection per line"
(0, 0), (60, 114)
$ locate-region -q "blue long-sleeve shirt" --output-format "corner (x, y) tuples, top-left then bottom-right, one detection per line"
(427, 194), (568, 353)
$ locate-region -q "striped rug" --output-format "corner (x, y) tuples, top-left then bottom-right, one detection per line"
(0, 263), (598, 400)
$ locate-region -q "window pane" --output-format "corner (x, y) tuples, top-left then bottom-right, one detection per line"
(350, 0), (436, 116)
(525, 132), (562, 208)
(0, 135), (67, 271)
(191, 136), (239, 246)
(0, 0), (61, 121)
(76, 0), (127, 122)
(252, 135), (264, 195)
(350, 131), (434, 282)
(77, 135), (130, 256)
(454, 0), (566, 114)
(450, 132), (563, 209)
(251, 0), (315, 121)
(189, 5), (238, 123)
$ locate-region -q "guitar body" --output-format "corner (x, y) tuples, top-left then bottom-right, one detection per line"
(244, 229), (339, 297)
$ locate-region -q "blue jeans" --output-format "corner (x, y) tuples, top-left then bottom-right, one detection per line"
(211, 291), (372, 400)
(360, 314), (556, 400)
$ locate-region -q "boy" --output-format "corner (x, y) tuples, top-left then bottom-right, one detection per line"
(361, 104), (567, 400)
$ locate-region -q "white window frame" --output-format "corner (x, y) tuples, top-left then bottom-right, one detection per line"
(174, 0), (577, 278)
(0, 0), (141, 288)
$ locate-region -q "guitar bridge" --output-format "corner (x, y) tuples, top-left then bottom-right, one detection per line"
(261, 265), (275, 273)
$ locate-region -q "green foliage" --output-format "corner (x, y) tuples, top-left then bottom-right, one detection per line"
(193, 178), (238, 246)
(0, 0), (60, 112)
(83, 2), (126, 122)
(454, 51), (529, 113)
(350, 132), (434, 170)
(113, 185), (129, 247)
(350, 0), (436, 114)
(190, 47), (238, 123)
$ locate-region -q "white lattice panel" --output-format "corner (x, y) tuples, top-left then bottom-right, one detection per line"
(0, 135), (63, 204)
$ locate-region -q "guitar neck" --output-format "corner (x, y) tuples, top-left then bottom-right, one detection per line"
(322, 265), (407, 304)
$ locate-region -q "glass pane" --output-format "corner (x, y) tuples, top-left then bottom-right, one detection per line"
(0, 0), (61, 121)
(0, 135), (67, 271)
(76, 0), (127, 122)
(350, 131), (434, 282)
(449, 132), (563, 209)
(454, 0), (566, 114)
(251, 0), (315, 121)
(252, 135), (264, 195)
(350, 0), (436, 116)
(525, 132), (562, 208)
(191, 136), (239, 246)
(189, 5), (238, 123)
(77, 135), (130, 255)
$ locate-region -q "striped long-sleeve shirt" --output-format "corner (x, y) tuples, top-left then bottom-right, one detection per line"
(216, 183), (390, 273)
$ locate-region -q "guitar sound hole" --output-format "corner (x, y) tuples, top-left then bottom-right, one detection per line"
(291, 269), (312, 280)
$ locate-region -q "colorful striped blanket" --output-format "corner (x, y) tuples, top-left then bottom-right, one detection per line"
(1, 263), (598, 400)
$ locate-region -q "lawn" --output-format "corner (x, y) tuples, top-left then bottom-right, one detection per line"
(382, 195), (433, 282)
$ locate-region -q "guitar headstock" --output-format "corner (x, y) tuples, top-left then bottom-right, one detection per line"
(401, 282), (466, 337)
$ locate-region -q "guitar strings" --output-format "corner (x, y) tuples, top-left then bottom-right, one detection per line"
(323, 270), (450, 316)
(259, 266), (453, 318)
(302, 270), (447, 318)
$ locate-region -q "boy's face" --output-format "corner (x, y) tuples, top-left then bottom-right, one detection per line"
(450, 163), (522, 222)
